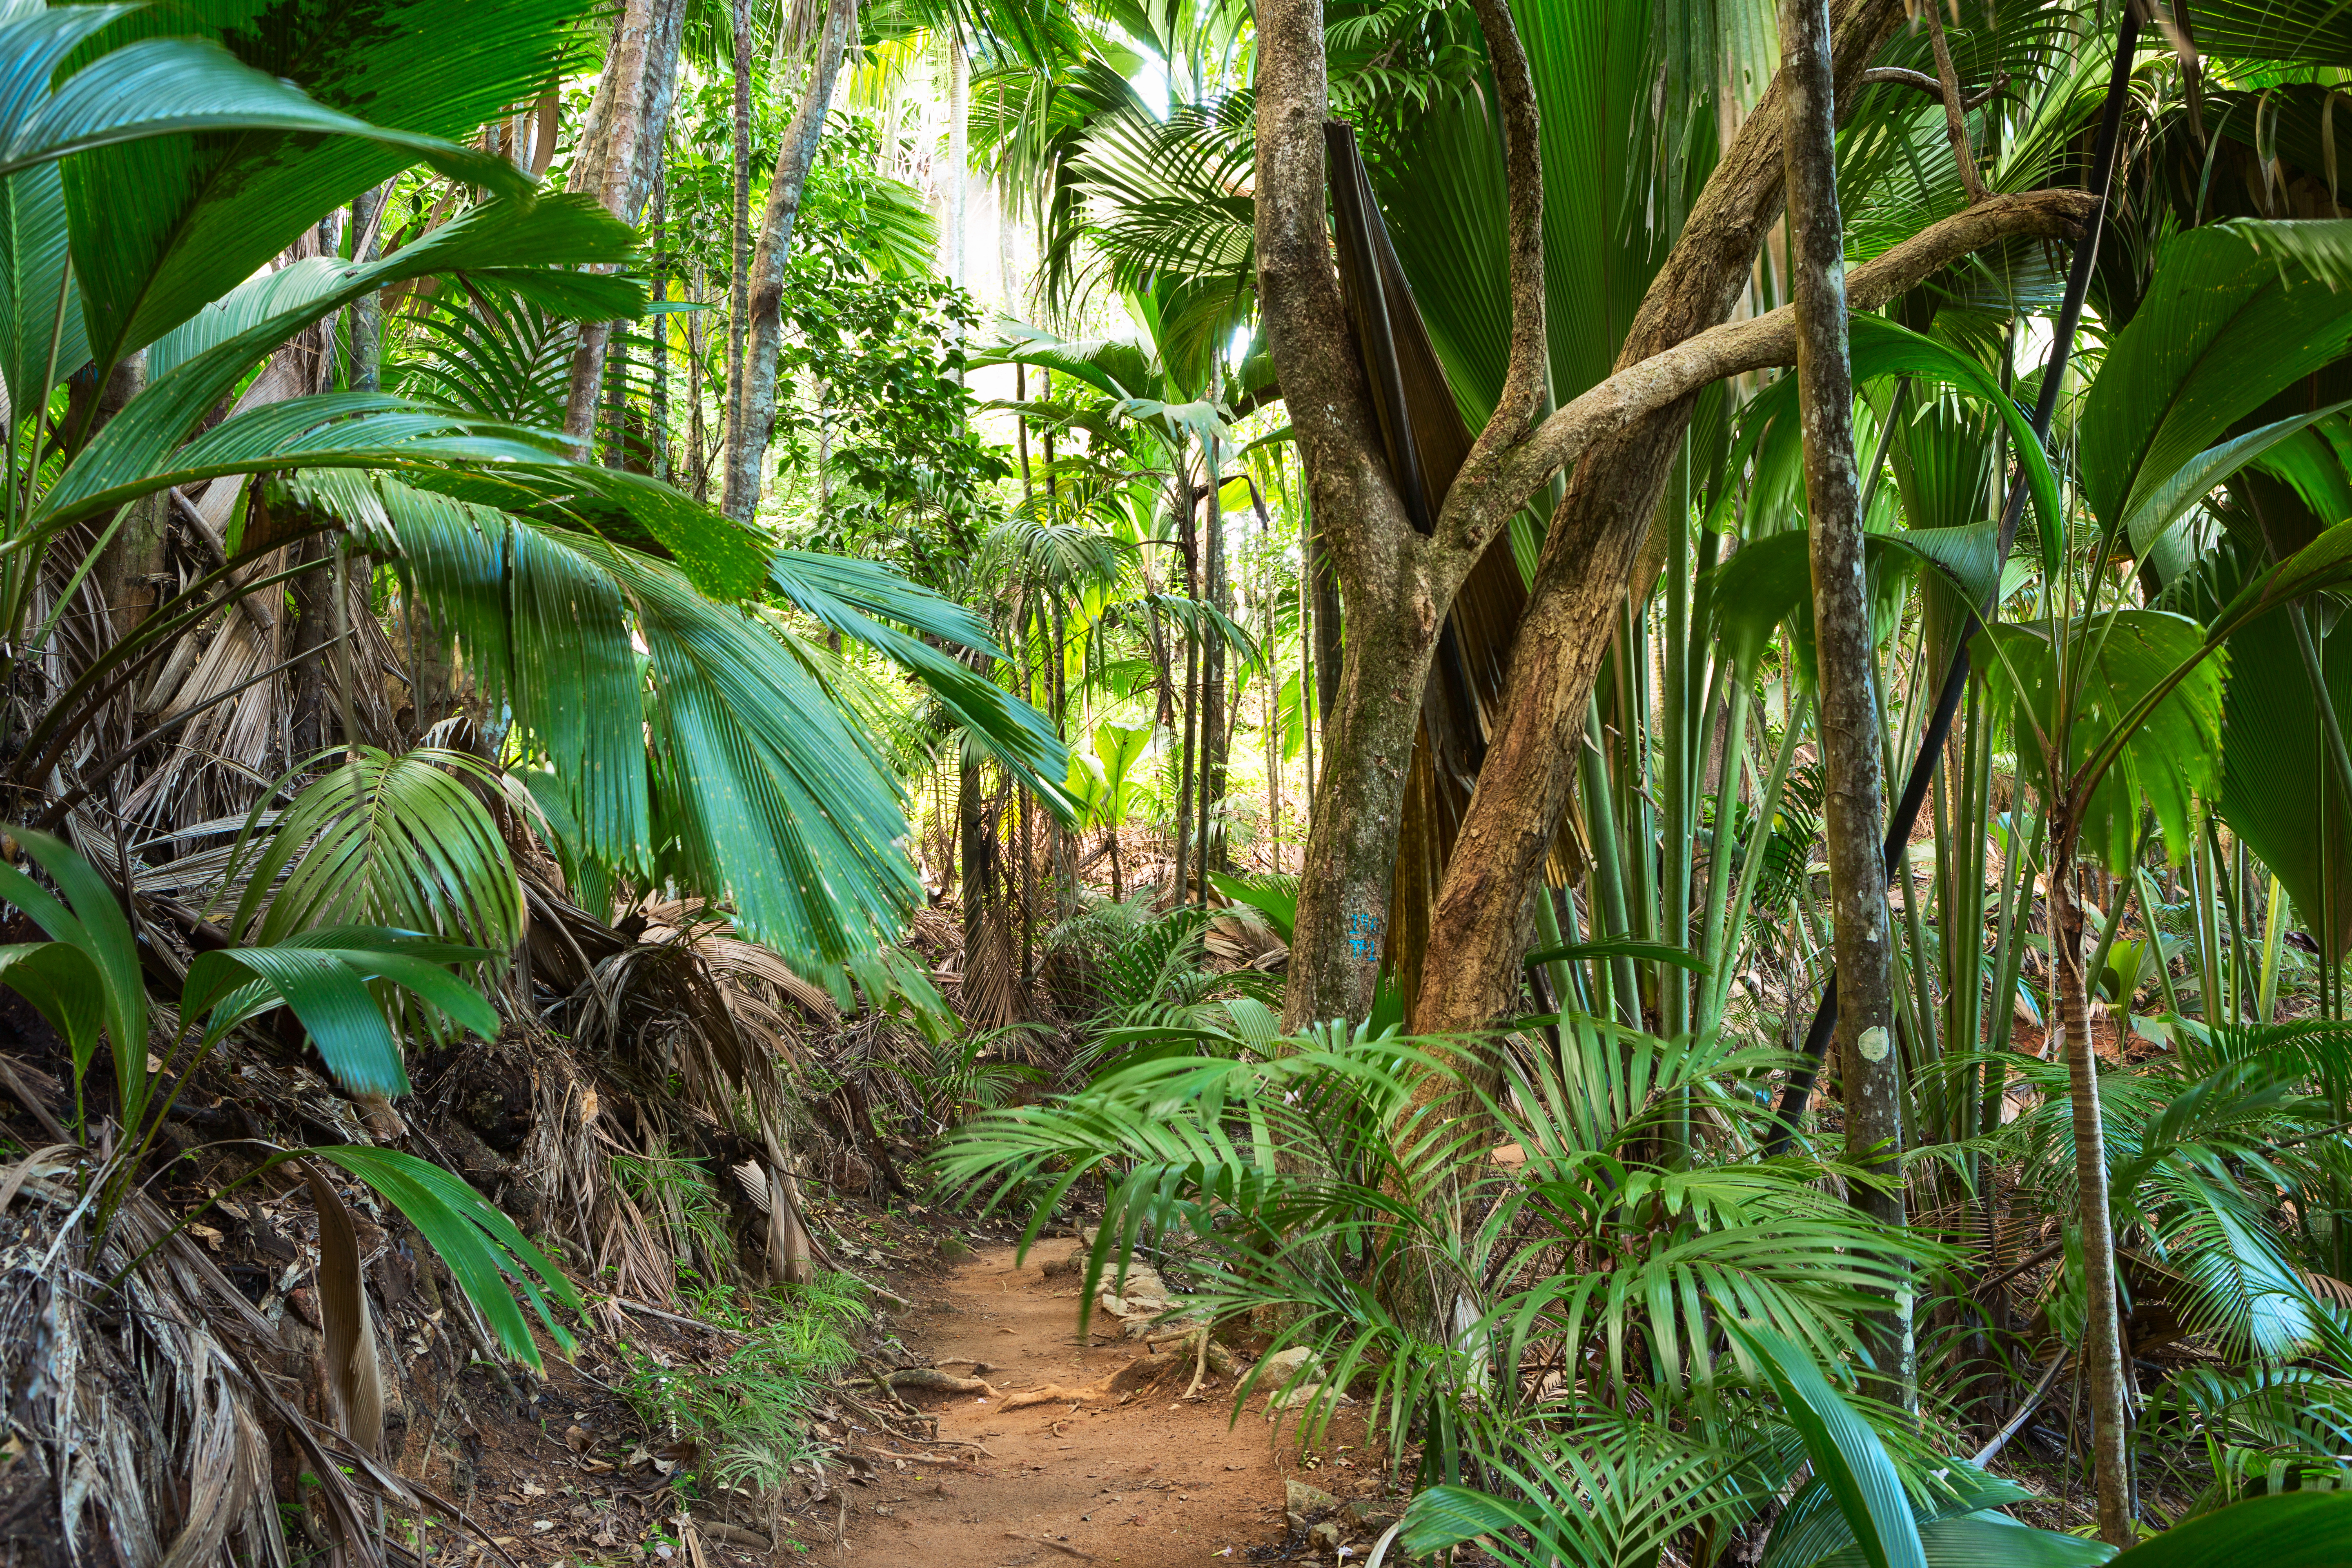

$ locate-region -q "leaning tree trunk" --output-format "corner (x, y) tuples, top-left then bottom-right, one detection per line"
(2049, 810), (2135, 1545)
(1782, 0), (1908, 1401)
(561, 0), (689, 450)
(722, 0), (861, 523)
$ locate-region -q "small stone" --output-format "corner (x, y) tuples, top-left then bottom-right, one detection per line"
(939, 1236), (979, 1263)
(1285, 1478), (1340, 1529)
(1285, 1479), (1339, 1513)
(1308, 1520), (1342, 1553)
(1260, 1345), (1319, 1381)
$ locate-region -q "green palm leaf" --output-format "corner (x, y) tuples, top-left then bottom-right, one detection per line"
(0, 161), (84, 411)
(2107, 1492), (2352, 1566)
(2079, 221), (2352, 544)
(0, 829), (147, 1121)
(217, 746), (523, 953)
(312, 1144), (578, 1368)
(1724, 1319), (1928, 1568)
(183, 927), (498, 1099)
(59, 0), (577, 370)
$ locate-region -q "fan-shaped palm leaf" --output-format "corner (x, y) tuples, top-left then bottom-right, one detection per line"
(59, 0), (581, 372)
(214, 746), (525, 954)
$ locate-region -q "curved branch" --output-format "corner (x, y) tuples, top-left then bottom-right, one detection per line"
(1455, 0), (1547, 464)
(1922, 3), (1989, 203)
(1859, 65), (2005, 111)
(1441, 187), (2097, 550)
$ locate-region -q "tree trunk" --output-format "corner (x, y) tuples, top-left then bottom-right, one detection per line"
(287, 532), (341, 759)
(2049, 812), (2135, 1546)
(561, 0), (689, 451)
(939, 31), (967, 290)
(1411, 0), (1910, 1038)
(727, 0), (752, 459)
(722, 0), (861, 523)
(958, 749), (988, 957)
(1200, 441), (1227, 882)
(1782, 0), (1909, 1400)
(91, 352), (167, 648)
(1254, 0), (1448, 1027)
(350, 184), (388, 395)
(1309, 507), (1340, 757)
(649, 174), (670, 479)
(1173, 463), (1198, 903)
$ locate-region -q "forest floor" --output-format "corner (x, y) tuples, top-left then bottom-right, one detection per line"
(839, 1242), (1390, 1568)
(379, 1212), (1402, 1568)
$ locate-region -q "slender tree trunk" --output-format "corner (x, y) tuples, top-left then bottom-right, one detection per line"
(939, 31), (967, 289)
(688, 258), (709, 502)
(2049, 812), (2135, 1545)
(728, 0), (752, 455)
(1200, 440), (1227, 883)
(958, 751), (987, 957)
(562, 0), (689, 451)
(350, 184), (388, 395)
(722, 0), (860, 522)
(1782, 0), (1909, 1399)
(1173, 462), (1198, 902)
(650, 175), (670, 479)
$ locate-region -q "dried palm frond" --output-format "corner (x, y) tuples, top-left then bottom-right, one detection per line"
(0, 1118), (463, 1568)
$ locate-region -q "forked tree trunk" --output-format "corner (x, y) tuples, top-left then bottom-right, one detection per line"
(1782, 0), (1908, 1400)
(2048, 811), (2135, 1545)
(722, 0), (861, 522)
(1410, 0), (1911, 1038)
(1255, 0), (1450, 1026)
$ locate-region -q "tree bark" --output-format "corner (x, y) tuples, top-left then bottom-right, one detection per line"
(958, 750), (987, 958)
(1922, 1), (1987, 203)
(350, 184), (388, 395)
(91, 353), (168, 647)
(1200, 440), (1228, 882)
(1782, 0), (1908, 1399)
(940, 31), (967, 289)
(1412, 0), (1912, 1038)
(1256, 0), (1541, 1028)
(1309, 506), (1337, 765)
(287, 531), (341, 758)
(722, 0), (860, 523)
(561, 0), (689, 452)
(2049, 813), (2135, 1545)
(726, 0), (753, 483)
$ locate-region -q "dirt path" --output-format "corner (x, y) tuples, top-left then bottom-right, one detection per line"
(842, 1243), (1376, 1567)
